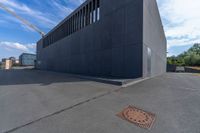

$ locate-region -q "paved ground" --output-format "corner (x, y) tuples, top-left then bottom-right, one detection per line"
(0, 69), (200, 133)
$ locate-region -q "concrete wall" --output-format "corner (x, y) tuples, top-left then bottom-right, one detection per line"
(142, 0), (167, 78)
(37, 0), (143, 78)
(37, 0), (166, 79)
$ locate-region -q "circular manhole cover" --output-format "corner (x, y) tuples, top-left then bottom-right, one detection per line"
(123, 107), (153, 125)
(117, 105), (156, 129)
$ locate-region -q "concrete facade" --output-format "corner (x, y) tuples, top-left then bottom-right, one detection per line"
(37, 0), (166, 78)
(142, 0), (167, 77)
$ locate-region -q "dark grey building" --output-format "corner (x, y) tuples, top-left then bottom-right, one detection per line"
(19, 53), (36, 66)
(37, 0), (166, 79)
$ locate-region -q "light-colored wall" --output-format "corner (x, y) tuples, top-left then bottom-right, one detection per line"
(143, 0), (167, 78)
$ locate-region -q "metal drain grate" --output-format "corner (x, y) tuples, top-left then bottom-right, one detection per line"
(117, 105), (156, 129)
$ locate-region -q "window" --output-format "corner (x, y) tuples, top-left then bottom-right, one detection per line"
(84, 9), (86, 27)
(86, 5), (89, 26)
(72, 15), (75, 33)
(89, 2), (92, 24)
(93, 0), (96, 23)
(97, 0), (100, 21)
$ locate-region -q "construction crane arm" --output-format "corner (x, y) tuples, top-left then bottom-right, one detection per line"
(0, 2), (45, 37)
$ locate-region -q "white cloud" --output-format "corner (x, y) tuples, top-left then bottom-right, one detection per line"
(0, 0), (57, 30)
(0, 41), (36, 52)
(158, 0), (200, 49)
(64, 0), (86, 6)
(0, 0), (88, 33)
(50, 0), (73, 18)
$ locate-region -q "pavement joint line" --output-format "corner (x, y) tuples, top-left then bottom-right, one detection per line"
(3, 76), (149, 133)
(3, 90), (114, 133)
(177, 87), (200, 91)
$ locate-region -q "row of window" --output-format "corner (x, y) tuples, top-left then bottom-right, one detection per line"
(43, 0), (100, 48)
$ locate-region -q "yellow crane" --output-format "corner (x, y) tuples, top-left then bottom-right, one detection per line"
(0, 2), (45, 37)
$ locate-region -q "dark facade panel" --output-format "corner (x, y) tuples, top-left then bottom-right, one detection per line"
(37, 0), (166, 79)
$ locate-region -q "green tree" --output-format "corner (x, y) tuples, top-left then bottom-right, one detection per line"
(167, 43), (200, 66)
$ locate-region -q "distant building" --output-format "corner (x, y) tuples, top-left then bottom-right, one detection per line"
(9, 57), (17, 65)
(6, 57), (20, 66)
(0, 61), (2, 69)
(2, 58), (6, 62)
(1, 59), (12, 70)
(19, 53), (36, 66)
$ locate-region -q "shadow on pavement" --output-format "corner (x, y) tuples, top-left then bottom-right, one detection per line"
(0, 69), (87, 86)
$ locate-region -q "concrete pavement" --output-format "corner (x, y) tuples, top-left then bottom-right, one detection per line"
(0, 70), (200, 133)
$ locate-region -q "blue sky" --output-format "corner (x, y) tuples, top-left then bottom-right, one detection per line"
(0, 0), (199, 59)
